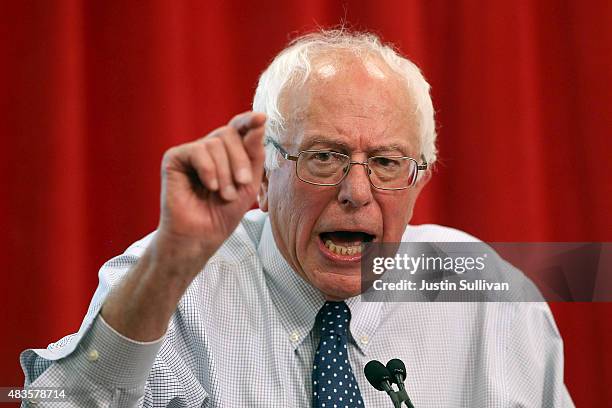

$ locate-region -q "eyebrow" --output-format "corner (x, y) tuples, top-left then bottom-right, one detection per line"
(301, 137), (412, 156)
(301, 137), (351, 152)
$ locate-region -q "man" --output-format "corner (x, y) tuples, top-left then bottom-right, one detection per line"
(21, 30), (573, 407)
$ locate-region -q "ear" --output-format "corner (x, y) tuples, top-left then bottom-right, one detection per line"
(257, 170), (270, 212)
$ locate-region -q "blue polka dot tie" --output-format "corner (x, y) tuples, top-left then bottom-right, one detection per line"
(312, 301), (365, 408)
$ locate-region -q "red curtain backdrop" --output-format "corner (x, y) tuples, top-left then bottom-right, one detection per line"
(2, 1), (611, 406)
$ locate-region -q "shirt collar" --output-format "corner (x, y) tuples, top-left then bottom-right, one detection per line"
(258, 216), (384, 355)
(346, 296), (384, 355)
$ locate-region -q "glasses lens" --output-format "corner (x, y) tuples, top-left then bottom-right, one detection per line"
(368, 156), (417, 189)
(297, 151), (349, 185)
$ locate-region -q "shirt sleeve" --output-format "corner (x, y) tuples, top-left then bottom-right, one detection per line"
(505, 302), (575, 407)
(20, 314), (164, 407)
(19, 233), (165, 407)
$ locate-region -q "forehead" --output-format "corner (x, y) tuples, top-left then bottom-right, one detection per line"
(280, 52), (420, 154)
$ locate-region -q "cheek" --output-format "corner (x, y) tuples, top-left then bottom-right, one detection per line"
(269, 169), (299, 227)
(268, 168), (324, 247)
(292, 187), (329, 250)
(379, 191), (416, 239)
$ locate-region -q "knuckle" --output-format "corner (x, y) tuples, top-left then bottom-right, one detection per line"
(193, 140), (208, 153)
(230, 111), (249, 124)
(161, 146), (179, 169)
(162, 146), (177, 160)
(207, 136), (225, 150)
(205, 126), (227, 140)
(217, 125), (233, 137)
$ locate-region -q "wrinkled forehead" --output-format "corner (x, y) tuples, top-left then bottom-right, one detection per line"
(278, 50), (419, 150)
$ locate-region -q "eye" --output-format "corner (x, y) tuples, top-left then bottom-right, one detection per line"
(313, 152), (333, 162)
(372, 157), (400, 168)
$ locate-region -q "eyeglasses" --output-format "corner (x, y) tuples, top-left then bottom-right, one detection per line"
(266, 138), (428, 190)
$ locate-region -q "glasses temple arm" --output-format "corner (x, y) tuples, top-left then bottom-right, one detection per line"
(416, 155), (428, 171)
(265, 137), (299, 161)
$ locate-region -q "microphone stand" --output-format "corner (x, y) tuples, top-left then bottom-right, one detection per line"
(391, 371), (415, 408)
(396, 389), (415, 408)
(383, 385), (414, 408)
(380, 381), (402, 408)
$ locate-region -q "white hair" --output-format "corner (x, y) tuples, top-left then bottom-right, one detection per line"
(253, 29), (437, 170)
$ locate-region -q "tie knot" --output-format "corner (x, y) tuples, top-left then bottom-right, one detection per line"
(317, 301), (351, 337)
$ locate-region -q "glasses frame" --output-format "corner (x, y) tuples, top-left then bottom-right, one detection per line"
(266, 138), (428, 190)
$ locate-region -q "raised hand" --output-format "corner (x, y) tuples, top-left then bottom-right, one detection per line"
(101, 112), (267, 341)
(157, 112), (267, 265)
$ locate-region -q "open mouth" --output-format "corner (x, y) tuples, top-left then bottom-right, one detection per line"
(319, 231), (376, 256)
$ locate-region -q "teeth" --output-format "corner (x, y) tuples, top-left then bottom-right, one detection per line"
(324, 239), (363, 256)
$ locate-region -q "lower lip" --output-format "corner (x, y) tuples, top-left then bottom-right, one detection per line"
(317, 236), (363, 264)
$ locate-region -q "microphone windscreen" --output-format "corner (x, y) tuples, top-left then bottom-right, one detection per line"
(364, 360), (392, 391)
(386, 358), (406, 381)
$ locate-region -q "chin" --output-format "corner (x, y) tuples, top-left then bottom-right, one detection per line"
(313, 270), (363, 300)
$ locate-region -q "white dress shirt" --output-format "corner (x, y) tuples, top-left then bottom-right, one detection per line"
(21, 209), (574, 407)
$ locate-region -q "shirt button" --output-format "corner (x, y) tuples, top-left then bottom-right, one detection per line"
(360, 335), (369, 345)
(289, 332), (299, 342)
(86, 349), (99, 362)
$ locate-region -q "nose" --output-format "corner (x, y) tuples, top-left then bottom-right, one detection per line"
(337, 161), (373, 208)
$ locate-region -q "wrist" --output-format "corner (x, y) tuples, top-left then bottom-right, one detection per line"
(149, 229), (215, 275)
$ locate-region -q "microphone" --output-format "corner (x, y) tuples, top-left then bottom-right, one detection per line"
(364, 360), (402, 407)
(386, 359), (406, 390)
(386, 359), (415, 408)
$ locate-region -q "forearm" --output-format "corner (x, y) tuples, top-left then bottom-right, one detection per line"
(21, 234), (206, 407)
(101, 235), (209, 342)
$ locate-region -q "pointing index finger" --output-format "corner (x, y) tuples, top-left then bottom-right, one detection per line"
(229, 112), (267, 136)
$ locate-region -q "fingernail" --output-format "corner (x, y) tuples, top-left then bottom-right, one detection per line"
(236, 169), (252, 184)
(223, 185), (237, 200)
(209, 179), (218, 190)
